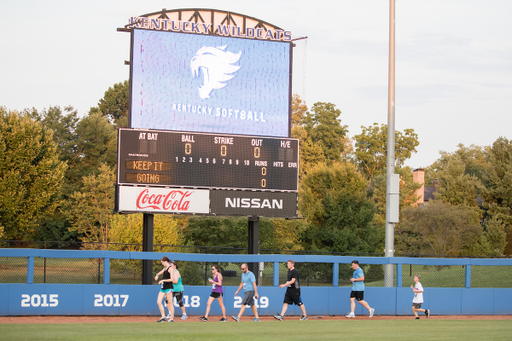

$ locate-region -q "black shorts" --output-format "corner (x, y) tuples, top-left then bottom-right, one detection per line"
(350, 291), (364, 301)
(173, 291), (184, 307)
(210, 292), (223, 299)
(284, 288), (303, 306)
(412, 303), (422, 309)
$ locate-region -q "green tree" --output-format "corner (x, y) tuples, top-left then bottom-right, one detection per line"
(397, 201), (482, 256)
(482, 217), (507, 257)
(28, 106), (80, 164)
(36, 106), (80, 194)
(291, 96), (325, 179)
(0, 108), (67, 240)
(425, 143), (487, 186)
(74, 111), (117, 179)
(431, 159), (489, 255)
(299, 162), (379, 253)
(109, 214), (186, 251)
(26, 106), (81, 244)
(66, 164), (115, 249)
(108, 214), (187, 278)
(354, 123), (419, 180)
(26, 107), (116, 244)
(265, 218), (308, 251)
(182, 216), (306, 252)
(32, 215), (79, 246)
(435, 158), (484, 208)
(291, 94), (307, 129)
(482, 137), (512, 254)
(94, 80), (129, 127)
(303, 102), (349, 163)
(182, 217), (248, 250)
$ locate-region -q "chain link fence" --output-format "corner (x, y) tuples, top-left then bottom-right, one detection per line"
(33, 258), (105, 284)
(466, 265), (512, 288)
(1, 240), (511, 288)
(0, 256), (27, 283)
(399, 263), (466, 288)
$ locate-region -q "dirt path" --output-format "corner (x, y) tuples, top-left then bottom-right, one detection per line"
(1, 315), (511, 324)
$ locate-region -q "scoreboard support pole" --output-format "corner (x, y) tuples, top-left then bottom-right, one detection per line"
(248, 216), (259, 277)
(142, 213), (154, 285)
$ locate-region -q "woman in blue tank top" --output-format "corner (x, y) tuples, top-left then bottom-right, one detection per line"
(170, 262), (187, 320)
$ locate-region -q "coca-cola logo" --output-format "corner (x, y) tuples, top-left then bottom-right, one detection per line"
(136, 189), (192, 211)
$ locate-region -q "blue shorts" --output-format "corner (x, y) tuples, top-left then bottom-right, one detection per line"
(160, 288), (172, 294)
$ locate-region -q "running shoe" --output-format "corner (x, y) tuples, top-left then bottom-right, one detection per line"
(157, 317), (166, 322)
(345, 312), (355, 318)
(425, 309), (430, 318)
(273, 314), (283, 321)
(219, 317), (227, 322)
(232, 315), (240, 322)
(253, 318), (260, 322)
(369, 308), (375, 318)
(299, 315), (308, 321)
(181, 314), (188, 320)
(199, 316), (208, 322)
(167, 319), (174, 323)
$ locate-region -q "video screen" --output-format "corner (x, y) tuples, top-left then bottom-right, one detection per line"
(130, 28), (292, 137)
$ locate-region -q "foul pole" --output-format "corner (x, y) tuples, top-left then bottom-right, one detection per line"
(384, 0), (397, 287)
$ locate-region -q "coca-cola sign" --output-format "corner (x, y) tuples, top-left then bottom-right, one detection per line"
(118, 186), (209, 214)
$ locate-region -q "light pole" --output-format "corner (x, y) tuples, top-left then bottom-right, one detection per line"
(385, 0), (397, 287)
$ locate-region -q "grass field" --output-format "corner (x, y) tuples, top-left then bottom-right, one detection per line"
(1, 320), (512, 341)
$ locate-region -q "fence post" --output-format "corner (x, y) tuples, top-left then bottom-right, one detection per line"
(103, 258), (110, 285)
(27, 256), (34, 284)
(247, 216), (260, 277)
(333, 263), (339, 287)
(44, 242), (47, 284)
(307, 251), (310, 286)
(142, 213), (154, 285)
(273, 262), (279, 286)
(465, 265), (471, 288)
(204, 262), (208, 286)
(396, 263), (402, 287)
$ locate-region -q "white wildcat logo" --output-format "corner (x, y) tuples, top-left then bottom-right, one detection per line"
(191, 45), (242, 99)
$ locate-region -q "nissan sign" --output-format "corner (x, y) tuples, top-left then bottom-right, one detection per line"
(210, 190), (297, 218)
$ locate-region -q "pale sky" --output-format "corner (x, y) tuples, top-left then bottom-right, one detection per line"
(1, 0), (511, 168)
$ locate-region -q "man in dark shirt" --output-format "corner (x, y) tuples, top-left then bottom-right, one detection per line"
(273, 260), (308, 321)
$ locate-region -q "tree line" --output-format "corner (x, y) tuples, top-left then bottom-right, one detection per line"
(1, 81), (511, 257)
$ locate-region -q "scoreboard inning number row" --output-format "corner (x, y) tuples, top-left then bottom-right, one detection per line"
(117, 129), (299, 191)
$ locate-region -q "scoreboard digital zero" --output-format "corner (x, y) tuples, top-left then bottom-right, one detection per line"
(117, 128), (299, 192)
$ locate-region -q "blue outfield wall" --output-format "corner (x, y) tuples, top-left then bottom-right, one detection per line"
(1, 249), (512, 316)
(3, 284), (512, 317)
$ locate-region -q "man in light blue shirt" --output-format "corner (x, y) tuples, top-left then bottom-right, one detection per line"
(345, 260), (375, 318)
(232, 263), (260, 322)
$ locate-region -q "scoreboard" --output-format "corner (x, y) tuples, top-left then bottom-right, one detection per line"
(129, 28), (292, 137)
(117, 128), (299, 192)
(117, 13), (298, 218)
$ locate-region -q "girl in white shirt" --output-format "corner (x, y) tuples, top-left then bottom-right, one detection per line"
(411, 274), (430, 319)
